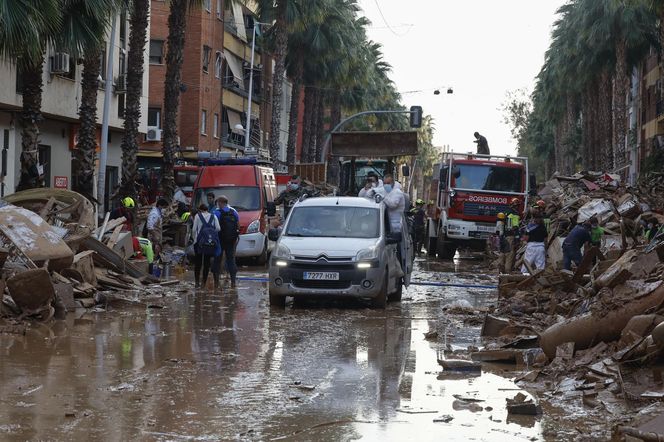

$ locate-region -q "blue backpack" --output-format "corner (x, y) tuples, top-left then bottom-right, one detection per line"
(196, 213), (219, 256)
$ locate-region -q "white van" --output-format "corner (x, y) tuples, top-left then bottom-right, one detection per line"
(267, 196), (413, 308)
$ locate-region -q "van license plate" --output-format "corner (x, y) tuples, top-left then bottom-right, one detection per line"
(303, 272), (339, 281)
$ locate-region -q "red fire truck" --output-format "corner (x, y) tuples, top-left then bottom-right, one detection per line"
(434, 152), (532, 259)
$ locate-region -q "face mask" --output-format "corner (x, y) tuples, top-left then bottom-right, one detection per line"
(384, 184), (393, 193)
(290, 184), (300, 191)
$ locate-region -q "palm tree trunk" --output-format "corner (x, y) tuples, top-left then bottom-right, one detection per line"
(268, 2), (289, 167)
(286, 51), (304, 166)
(120, 0), (149, 201)
(161, 0), (188, 201)
(301, 86), (315, 162)
(314, 92), (325, 162)
(17, 56), (45, 191)
(598, 69), (613, 171)
(613, 38), (628, 173)
(73, 48), (102, 199)
(330, 93), (341, 128)
(554, 121), (563, 175)
(307, 89), (320, 162)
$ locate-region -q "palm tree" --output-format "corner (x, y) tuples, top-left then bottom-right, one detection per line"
(69, 0), (118, 199)
(0, 0), (61, 190)
(161, 0), (204, 201)
(119, 0), (150, 201)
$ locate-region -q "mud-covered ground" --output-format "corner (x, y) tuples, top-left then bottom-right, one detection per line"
(1, 256), (655, 441)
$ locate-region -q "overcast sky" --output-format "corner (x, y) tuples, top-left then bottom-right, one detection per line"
(358, 0), (566, 156)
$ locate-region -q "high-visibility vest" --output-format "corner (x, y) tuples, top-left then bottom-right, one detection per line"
(506, 213), (520, 230)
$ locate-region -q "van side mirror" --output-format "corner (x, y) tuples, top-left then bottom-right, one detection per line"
(268, 227), (281, 242)
(402, 165), (410, 177)
(386, 232), (402, 245)
(266, 201), (277, 217)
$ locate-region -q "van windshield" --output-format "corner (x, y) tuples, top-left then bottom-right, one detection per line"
(286, 206), (380, 238)
(194, 187), (260, 211)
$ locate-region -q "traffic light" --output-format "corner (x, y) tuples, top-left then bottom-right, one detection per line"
(410, 106), (423, 128)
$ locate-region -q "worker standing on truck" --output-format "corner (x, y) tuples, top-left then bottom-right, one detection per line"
(473, 132), (490, 155)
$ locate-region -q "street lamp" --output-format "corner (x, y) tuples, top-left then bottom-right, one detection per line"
(244, 21), (271, 155)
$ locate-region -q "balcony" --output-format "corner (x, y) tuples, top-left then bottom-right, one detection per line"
(657, 100), (664, 118)
(221, 122), (261, 153)
(223, 80), (261, 103)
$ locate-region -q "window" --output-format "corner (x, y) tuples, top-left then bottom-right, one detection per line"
(214, 52), (222, 79)
(118, 50), (126, 75)
(204, 0), (210, 12)
(117, 93), (125, 119)
(201, 110), (207, 135)
(148, 107), (161, 128)
(99, 47), (107, 83)
(216, 0), (222, 19)
(213, 113), (219, 138)
(202, 46), (211, 73)
(285, 207), (381, 239)
(194, 187), (260, 212)
(149, 40), (164, 64)
(119, 11), (127, 47)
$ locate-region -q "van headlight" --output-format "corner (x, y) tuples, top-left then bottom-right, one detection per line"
(247, 219), (260, 234)
(273, 243), (291, 259)
(356, 247), (378, 261)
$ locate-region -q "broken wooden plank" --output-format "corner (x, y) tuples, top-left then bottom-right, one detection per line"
(38, 197), (57, 219)
(106, 225), (123, 249)
(81, 237), (146, 278)
(97, 212), (111, 240)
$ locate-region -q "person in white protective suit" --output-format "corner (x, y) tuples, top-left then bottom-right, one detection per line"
(369, 174), (406, 232)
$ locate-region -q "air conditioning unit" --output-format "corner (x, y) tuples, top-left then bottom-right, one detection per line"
(115, 74), (127, 93)
(146, 126), (162, 142)
(50, 52), (70, 74)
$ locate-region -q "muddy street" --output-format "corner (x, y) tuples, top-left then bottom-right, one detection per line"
(0, 257), (558, 441)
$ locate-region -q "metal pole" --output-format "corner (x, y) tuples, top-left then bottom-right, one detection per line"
(244, 23), (257, 154)
(97, 15), (117, 215)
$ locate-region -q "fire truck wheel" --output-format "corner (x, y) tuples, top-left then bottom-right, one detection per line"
(437, 238), (457, 260)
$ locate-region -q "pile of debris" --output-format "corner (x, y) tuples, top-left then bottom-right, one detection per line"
(477, 171), (664, 435)
(1, 189), (176, 322)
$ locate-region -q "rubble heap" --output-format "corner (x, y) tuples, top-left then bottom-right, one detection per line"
(1, 189), (177, 322)
(479, 171), (664, 435)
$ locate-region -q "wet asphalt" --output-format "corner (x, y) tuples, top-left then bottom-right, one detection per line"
(0, 257), (545, 441)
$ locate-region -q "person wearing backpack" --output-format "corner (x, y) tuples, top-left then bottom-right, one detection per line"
(192, 204), (221, 289)
(213, 196), (240, 288)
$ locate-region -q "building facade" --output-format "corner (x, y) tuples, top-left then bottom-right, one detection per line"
(632, 49), (664, 183)
(141, 0), (291, 167)
(0, 12), (149, 205)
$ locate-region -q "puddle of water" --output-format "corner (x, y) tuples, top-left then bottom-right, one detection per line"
(350, 319), (541, 442)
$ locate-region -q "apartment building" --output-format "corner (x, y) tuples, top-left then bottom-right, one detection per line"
(630, 49), (664, 183)
(0, 12), (149, 205)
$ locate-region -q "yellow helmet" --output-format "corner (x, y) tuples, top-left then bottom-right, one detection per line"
(497, 212), (506, 220)
(181, 212), (191, 222)
(122, 197), (135, 208)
